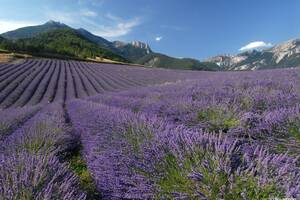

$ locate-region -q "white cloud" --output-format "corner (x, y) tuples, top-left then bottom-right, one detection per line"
(46, 10), (97, 24)
(239, 41), (272, 51)
(80, 9), (97, 17)
(45, 10), (141, 38)
(155, 36), (163, 41)
(0, 19), (39, 34)
(45, 11), (77, 24)
(92, 15), (141, 38)
(106, 13), (122, 21)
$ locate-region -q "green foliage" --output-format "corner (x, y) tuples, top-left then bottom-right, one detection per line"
(269, 120), (300, 155)
(124, 123), (153, 154)
(197, 107), (240, 132)
(154, 151), (283, 199)
(0, 37), (11, 50)
(156, 153), (197, 199)
(67, 148), (100, 200)
(289, 125), (300, 142)
(194, 154), (283, 200)
(20, 122), (62, 154)
(77, 28), (112, 47)
(125, 120), (283, 199)
(4, 154), (51, 200)
(275, 143), (288, 153)
(0, 36), (4, 43)
(240, 96), (253, 110)
(0, 29), (128, 62)
(136, 53), (219, 71)
(227, 176), (283, 200)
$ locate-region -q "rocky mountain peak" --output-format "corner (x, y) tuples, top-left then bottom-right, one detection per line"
(130, 41), (150, 49)
(45, 20), (66, 27)
(206, 54), (247, 68)
(270, 39), (300, 52)
(113, 40), (152, 55)
(268, 39), (300, 63)
(113, 41), (127, 48)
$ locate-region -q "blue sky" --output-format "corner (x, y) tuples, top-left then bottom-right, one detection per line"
(0, 0), (299, 60)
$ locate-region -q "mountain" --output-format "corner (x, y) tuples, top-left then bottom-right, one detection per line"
(206, 39), (300, 70)
(76, 28), (114, 49)
(1, 20), (69, 40)
(136, 53), (219, 71)
(1, 28), (127, 62)
(113, 41), (152, 62)
(1, 21), (115, 49)
(267, 39), (300, 68)
(1, 21), (153, 62)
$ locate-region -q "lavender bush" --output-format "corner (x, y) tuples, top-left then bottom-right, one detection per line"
(0, 151), (86, 200)
(0, 105), (41, 140)
(67, 99), (300, 199)
(0, 103), (86, 199)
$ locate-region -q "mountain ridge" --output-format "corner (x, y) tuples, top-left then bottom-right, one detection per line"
(1, 21), (70, 40)
(206, 39), (300, 70)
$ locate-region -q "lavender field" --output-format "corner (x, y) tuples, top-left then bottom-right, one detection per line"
(0, 59), (300, 199)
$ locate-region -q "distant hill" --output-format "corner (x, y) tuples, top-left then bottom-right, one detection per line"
(1, 21), (113, 48)
(136, 53), (219, 71)
(1, 20), (69, 40)
(206, 39), (300, 70)
(0, 28), (127, 62)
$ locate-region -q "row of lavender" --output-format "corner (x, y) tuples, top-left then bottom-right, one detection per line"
(0, 103), (86, 199)
(71, 67), (300, 198)
(67, 100), (299, 199)
(0, 59), (202, 108)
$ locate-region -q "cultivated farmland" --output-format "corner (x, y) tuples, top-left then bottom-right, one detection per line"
(0, 59), (201, 108)
(0, 59), (299, 199)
